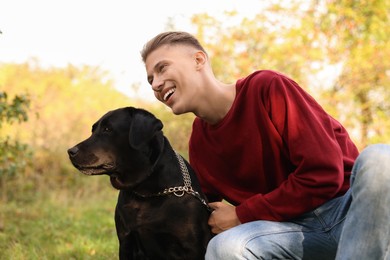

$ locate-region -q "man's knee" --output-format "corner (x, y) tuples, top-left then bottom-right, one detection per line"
(352, 144), (390, 193)
(205, 230), (244, 259)
(357, 144), (390, 167)
(205, 228), (285, 260)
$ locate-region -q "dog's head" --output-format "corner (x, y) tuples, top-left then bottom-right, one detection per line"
(67, 107), (164, 190)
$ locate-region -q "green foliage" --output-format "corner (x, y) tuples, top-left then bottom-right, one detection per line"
(0, 91), (31, 177)
(0, 91), (32, 213)
(0, 137), (31, 178)
(0, 91), (33, 253)
(0, 92), (30, 128)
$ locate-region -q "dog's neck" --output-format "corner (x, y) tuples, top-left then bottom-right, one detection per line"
(129, 148), (212, 212)
(141, 145), (182, 189)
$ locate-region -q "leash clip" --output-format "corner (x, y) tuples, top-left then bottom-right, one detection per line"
(173, 190), (185, 197)
(167, 186), (189, 197)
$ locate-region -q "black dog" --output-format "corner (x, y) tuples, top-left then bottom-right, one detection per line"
(67, 107), (212, 259)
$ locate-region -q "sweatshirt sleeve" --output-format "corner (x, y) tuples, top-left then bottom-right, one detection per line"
(236, 73), (354, 222)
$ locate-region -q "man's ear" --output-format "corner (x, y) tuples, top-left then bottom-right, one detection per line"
(194, 51), (207, 69)
(129, 109), (163, 150)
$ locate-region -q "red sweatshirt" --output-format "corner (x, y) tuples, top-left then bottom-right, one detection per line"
(189, 70), (359, 223)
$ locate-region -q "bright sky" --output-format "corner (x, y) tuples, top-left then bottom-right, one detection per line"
(1, 0), (263, 101)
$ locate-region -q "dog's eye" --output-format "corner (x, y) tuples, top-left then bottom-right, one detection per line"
(102, 127), (111, 133)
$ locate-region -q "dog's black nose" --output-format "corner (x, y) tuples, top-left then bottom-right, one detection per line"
(67, 146), (79, 157)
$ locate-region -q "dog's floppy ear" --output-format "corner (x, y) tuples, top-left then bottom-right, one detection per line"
(129, 109), (163, 149)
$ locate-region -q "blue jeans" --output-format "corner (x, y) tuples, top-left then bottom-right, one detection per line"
(206, 144), (390, 259)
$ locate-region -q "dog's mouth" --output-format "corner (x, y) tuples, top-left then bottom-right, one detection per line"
(75, 163), (116, 176)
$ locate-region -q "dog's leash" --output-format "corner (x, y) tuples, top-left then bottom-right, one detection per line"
(173, 151), (213, 213)
(132, 151), (213, 213)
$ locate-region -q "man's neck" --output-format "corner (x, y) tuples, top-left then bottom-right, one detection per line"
(195, 82), (236, 125)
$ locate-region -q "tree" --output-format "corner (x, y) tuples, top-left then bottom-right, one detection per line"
(315, 0), (390, 147)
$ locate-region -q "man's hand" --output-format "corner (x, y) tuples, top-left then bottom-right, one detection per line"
(208, 201), (241, 234)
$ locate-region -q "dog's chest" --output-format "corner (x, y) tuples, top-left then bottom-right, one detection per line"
(116, 192), (197, 232)
(117, 194), (170, 229)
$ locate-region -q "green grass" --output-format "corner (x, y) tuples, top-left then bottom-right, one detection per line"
(0, 177), (119, 260)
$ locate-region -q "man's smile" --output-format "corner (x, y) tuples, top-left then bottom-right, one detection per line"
(163, 87), (176, 101)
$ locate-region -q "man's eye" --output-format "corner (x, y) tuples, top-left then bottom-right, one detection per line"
(148, 77), (153, 85)
(159, 64), (167, 72)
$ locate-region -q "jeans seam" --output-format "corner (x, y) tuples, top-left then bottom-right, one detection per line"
(313, 208), (346, 243)
(244, 232), (304, 260)
(244, 227), (312, 242)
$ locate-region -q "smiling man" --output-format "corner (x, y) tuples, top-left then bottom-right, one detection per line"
(141, 31), (390, 260)
(144, 37), (235, 125)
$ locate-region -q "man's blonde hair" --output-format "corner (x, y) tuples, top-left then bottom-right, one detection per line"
(141, 31), (207, 63)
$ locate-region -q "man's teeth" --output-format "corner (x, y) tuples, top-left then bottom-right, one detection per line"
(163, 88), (176, 101)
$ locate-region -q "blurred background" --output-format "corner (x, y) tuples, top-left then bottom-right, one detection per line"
(1, 0), (389, 258)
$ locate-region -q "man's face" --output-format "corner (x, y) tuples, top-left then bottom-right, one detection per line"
(145, 44), (201, 115)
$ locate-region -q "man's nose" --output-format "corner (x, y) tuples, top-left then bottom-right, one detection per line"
(152, 77), (163, 92)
